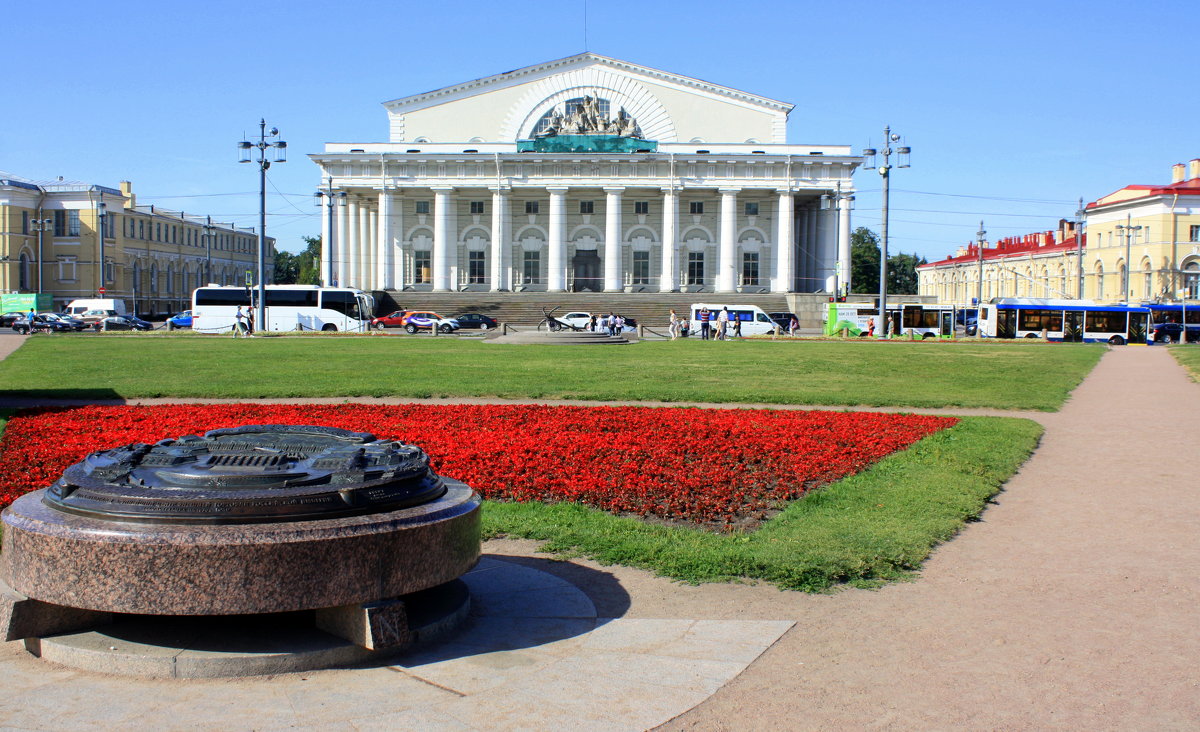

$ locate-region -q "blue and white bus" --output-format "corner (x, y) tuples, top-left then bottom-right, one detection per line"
(192, 285), (375, 333)
(978, 298), (1150, 345)
(1142, 302), (1200, 344)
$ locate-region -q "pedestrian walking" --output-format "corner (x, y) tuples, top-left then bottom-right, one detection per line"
(788, 316), (799, 337)
(233, 306), (247, 337)
(716, 307), (729, 340)
(668, 309), (679, 340)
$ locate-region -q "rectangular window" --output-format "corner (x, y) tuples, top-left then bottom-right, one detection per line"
(67, 210), (80, 237)
(265, 289), (318, 307)
(689, 201), (704, 215)
(21, 211), (29, 235)
(634, 201), (649, 215)
(156, 223), (162, 241)
(744, 202), (759, 216)
(632, 251), (650, 284)
(1190, 225), (1200, 243)
(687, 252), (705, 285)
(468, 251), (486, 283)
(469, 201), (485, 215)
(413, 251), (431, 284)
(523, 250), (541, 283)
(54, 210), (66, 237)
(139, 220), (145, 239)
(105, 214), (115, 239)
(415, 201), (430, 215)
(579, 201), (594, 214)
(1018, 308), (1063, 332)
(525, 201), (540, 215)
(742, 252), (760, 286)
(57, 256), (77, 282)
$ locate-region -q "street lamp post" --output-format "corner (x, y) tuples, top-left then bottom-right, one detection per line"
(29, 217), (53, 294)
(1115, 214), (1142, 303)
(97, 201), (107, 296)
(976, 220), (987, 309)
(204, 216), (214, 284)
(1075, 198), (1087, 299)
(314, 177), (346, 286)
(862, 126), (911, 338)
(238, 119), (287, 330)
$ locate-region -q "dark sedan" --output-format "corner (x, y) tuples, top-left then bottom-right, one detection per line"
(1151, 322), (1199, 343)
(0, 312), (27, 327)
(95, 315), (153, 332)
(450, 312), (498, 330)
(13, 315), (75, 334)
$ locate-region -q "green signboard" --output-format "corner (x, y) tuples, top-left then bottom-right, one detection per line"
(1, 293), (54, 313)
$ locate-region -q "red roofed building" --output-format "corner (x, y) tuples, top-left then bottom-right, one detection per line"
(918, 219), (1084, 305)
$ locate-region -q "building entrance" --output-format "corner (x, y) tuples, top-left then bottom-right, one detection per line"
(572, 251), (602, 292)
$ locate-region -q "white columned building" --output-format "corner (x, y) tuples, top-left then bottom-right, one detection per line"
(311, 53), (861, 296)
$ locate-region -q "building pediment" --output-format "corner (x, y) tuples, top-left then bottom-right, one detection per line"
(382, 53), (793, 145)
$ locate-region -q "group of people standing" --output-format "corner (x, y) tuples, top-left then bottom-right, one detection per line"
(668, 307), (742, 341)
(586, 312), (629, 336)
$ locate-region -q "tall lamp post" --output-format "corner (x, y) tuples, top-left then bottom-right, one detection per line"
(29, 217), (52, 294)
(314, 177), (346, 286)
(238, 119), (287, 330)
(976, 220), (987, 309)
(862, 127), (911, 338)
(1075, 198), (1087, 299)
(97, 202), (108, 296)
(1114, 214), (1142, 303)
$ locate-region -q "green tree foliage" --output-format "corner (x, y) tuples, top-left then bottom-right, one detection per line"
(273, 236), (322, 285)
(849, 227), (927, 295)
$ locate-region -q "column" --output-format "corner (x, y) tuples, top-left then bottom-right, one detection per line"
(344, 198), (359, 288)
(837, 195), (852, 296)
(547, 187), (567, 292)
(392, 192), (405, 288)
(820, 206), (837, 293)
(432, 187), (452, 291)
(320, 194), (332, 286)
(377, 190), (392, 290)
(490, 188), (510, 291)
(718, 189), (738, 292)
(805, 206), (818, 292)
(775, 190), (794, 293)
(358, 201), (372, 290)
(659, 188), (678, 291)
(604, 186), (624, 291)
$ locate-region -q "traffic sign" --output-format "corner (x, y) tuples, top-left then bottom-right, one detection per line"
(98, 287), (106, 295)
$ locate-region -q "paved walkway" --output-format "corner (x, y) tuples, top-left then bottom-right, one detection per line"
(0, 341), (1197, 729)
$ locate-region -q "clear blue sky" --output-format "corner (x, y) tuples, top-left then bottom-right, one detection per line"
(4, 0), (1196, 261)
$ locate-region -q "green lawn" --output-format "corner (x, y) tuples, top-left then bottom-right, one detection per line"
(483, 416), (1042, 590)
(1170, 345), (1200, 380)
(0, 336), (1103, 410)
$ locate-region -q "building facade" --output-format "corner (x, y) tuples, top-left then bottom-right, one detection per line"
(1083, 160), (1200, 303)
(311, 53), (860, 296)
(918, 220), (1084, 305)
(0, 173), (272, 316)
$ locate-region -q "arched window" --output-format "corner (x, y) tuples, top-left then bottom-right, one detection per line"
(1095, 262), (1105, 301)
(1118, 263), (1127, 301)
(1143, 260), (1153, 299)
(150, 263), (159, 293)
(1184, 261), (1199, 300)
(18, 253), (30, 291)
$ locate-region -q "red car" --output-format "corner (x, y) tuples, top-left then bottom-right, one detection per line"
(370, 310), (409, 330)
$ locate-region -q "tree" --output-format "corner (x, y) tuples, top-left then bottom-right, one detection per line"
(850, 227), (880, 294)
(273, 236), (322, 285)
(849, 226), (927, 295)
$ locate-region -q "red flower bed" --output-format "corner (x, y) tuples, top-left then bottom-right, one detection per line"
(0, 404), (955, 529)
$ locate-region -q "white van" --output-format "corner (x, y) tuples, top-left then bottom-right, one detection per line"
(66, 299), (128, 317)
(690, 303), (778, 336)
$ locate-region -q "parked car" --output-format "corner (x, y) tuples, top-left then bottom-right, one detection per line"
(551, 312), (593, 331)
(78, 308), (119, 325)
(964, 317), (979, 337)
(768, 312), (798, 331)
(95, 315), (153, 332)
(0, 311), (27, 327)
(13, 314), (74, 334)
(401, 311), (459, 334)
(1151, 322), (1199, 343)
(45, 313), (89, 331)
(167, 310), (193, 330)
(370, 310), (410, 330)
(450, 312), (498, 330)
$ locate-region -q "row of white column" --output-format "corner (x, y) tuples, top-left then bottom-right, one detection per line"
(321, 187), (854, 294)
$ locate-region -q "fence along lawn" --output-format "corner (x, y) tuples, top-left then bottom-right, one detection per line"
(0, 336), (1104, 411)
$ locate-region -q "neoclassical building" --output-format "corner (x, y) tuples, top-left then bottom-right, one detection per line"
(310, 53), (860, 295)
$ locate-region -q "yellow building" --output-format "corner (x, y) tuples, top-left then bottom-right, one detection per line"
(1084, 160), (1200, 303)
(918, 220), (1083, 305)
(0, 173), (273, 317)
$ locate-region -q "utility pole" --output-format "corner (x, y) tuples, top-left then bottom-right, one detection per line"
(1115, 213), (1142, 303)
(861, 127), (911, 338)
(314, 176), (346, 286)
(29, 217), (52, 294)
(238, 119), (287, 331)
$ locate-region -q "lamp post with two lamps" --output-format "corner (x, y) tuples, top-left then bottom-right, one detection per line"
(1114, 214), (1142, 303)
(238, 119), (287, 330)
(314, 178), (346, 287)
(861, 127), (911, 338)
(29, 217), (53, 294)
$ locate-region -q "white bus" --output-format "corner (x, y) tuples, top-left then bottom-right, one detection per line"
(191, 285), (375, 333)
(690, 303), (777, 336)
(824, 302), (956, 338)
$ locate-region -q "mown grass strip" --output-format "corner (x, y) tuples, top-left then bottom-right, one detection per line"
(0, 337), (1102, 411)
(482, 416), (1041, 591)
(1169, 345), (1200, 381)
